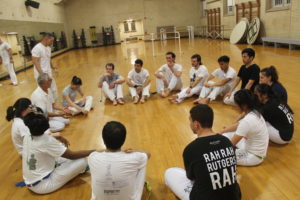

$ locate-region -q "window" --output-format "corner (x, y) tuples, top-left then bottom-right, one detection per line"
(225, 0), (235, 15)
(272, 0), (291, 8)
(201, 0), (207, 17)
(124, 21), (137, 33)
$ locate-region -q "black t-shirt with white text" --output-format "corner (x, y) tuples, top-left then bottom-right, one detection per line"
(237, 64), (260, 91)
(183, 134), (241, 200)
(262, 99), (294, 141)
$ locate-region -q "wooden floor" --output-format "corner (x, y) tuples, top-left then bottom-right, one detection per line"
(0, 38), (299, 200)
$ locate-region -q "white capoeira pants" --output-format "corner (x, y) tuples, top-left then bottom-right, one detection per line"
(90, 165), (147, 200)
(165, 168), (193, 200)
(102, 82), (123, 101)
(156, 74), (182, 93)
(129, 84), (151, 98)
(175, 85), (202, 103)
(223, 132), (264, 166)
(223, 89), (238, 106)
(49, 117), (69, 132)
(199, 81), (231, 101)
(28, 157), (88, 194)
(68, 96), (94, 116)
(3, 62), (18, 85)
(266, 122), (289, 144)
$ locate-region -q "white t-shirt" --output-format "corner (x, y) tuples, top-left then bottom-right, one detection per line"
(236, 111), (269, 157)
(11, 118), (31, 155)
(211, 66), (236, 87)
(158, 63), (183, 81)
(128, 68), (149, 85)
(31, 87), (54, 116)
(0, 42), (11, 63)
(88, 151), (148, 200)
(22, 134), (67, 184)
(189, 65), (209, 87)
(31, 43), (52, 79)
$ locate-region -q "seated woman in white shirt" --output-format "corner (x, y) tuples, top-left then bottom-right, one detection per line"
(221, 89), (269, 166)
(62, 76), (93, 116)
(6, 98), (32, 156)
(23, 113), (94, 194)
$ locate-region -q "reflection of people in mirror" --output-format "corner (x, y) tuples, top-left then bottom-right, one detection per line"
(0, 38), (18, 86)
(31, 32), (59, 103)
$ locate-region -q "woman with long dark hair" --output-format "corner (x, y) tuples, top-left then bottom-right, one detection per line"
(255, 84), (294, 144)
(260, 66), (288, 103)
(221, 89), (269, 166)
(6, 98), (32, 155)
(62, 76), (93, 115)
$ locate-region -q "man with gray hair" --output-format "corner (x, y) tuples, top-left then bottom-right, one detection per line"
(31, 33), (59, 102)
(31, 73), (70, 132)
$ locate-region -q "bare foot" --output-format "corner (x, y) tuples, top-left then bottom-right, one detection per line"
(140, 97), (145, 104)
(133, 96), (139, 104)
(113, 99), (118, 106)
(117, 98), (125, 105)
(193, 99), (201, 104)
(162, 89), (170, 98)
(200, 98), (210, 104)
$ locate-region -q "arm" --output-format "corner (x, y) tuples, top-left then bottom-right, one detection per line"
(126, 77), (135, 87)
(114, 76), (125, 84)
(213, 78), (232, 87)
(142, 76), (151, 87)
(32, 56), (43, 74)
(62, 148), (95, 160)
(231, 134), (244, 147)
(190, 76), (203, 88)
(224, 77), (241, 99)
(220, 122), (238, 134)
(78, 88), (84, 97)
(245, 79), (255, 90)
(64, 95), (85, 112)
(98, 75), (105, 88)
(7, 48), (14, 63)
(170, 67), (182, 78)
(123, 148), (151, 159)
(154, 68), (164, 79)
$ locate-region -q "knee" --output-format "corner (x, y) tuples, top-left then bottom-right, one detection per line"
(50, 122), (65, 132)
(164, 168), (177, 185)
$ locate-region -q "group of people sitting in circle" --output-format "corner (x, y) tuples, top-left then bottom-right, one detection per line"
(5, 46), (294, 200)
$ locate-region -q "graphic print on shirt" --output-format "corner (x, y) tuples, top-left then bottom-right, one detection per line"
(278, 104), (293, 124)
(203, 146), (237, 190)
(27, 154), (37, 170)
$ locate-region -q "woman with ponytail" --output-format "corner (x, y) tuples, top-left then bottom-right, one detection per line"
(260, 66), (288, 103)
(255, 84), (294, 144)
(6, 98), (31, 155)
(221, 89), (269, 166)
(62, 76), (93, 116)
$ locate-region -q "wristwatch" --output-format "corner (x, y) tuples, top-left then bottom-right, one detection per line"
(189, 86), (193, 89)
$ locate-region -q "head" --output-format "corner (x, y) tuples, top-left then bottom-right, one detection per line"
(6, 98), (32, 121)
(134, 59), (143, 73)
(254, 84), (274, 104)
(41, 32), (54, 46)
(260, 66), (278, 85)
(241, 48), (255, 65)
(102, 121), (126, 151)
(234, 89), (260, 113)
(189, 104), (214, 135)
(217, 56), (230, 71)
(37, 73), (52, 91)
(24, 113), (50, 136)
(70, 76), (82, 90)
(166, 52), (176, 66)
(191, 54), (202, 67)
(105, 63), (115, 75)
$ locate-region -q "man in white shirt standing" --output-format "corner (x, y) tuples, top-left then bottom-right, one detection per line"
(127, 59), (151, 104)
(169, 54), (208, 104)
(194, 56), (236, 104)
(23, 113), (94, 194)
(0, 37), (18, 85)
(31, 33), (58, 103)
(31, 73), (70, 132)
(88, 121), (151, 200)
(155, 52), (183, 97)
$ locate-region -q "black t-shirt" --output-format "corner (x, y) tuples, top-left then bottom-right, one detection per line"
(183, 134), (241, 200)
(262, 99), (294, 141)
(271, 82), (288, 104)
(237, 64), (260, 91)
